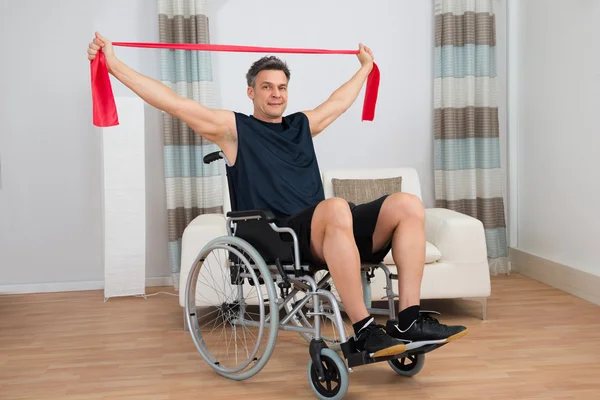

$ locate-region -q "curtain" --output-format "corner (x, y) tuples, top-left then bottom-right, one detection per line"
(158, 0), (223, 287)
(433, 0), (508, 275)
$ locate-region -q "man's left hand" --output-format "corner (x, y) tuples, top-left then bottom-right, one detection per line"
(357, 43), (374, 70)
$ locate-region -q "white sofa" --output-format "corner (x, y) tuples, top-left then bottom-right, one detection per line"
(178, 167), (491, 320)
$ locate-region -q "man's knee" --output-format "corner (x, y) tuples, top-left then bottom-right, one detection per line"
(318, 197), (353, 231)
(386, 192), (425, 221)
(310, 198), (355, 263)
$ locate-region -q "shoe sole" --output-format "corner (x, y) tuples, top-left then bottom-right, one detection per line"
(370, 343), (407, 358)
(446, 328), (468, 342)
(402, 328), (469, 352)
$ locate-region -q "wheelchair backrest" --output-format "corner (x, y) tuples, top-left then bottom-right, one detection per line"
(203, 151), (296, 264)
(203, 151), (236, 213)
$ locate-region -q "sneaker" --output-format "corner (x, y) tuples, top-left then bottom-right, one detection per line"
(355, 324), (407, 358)
(386, 310), (468, 351)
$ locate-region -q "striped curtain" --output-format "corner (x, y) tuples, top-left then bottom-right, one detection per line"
(433, 0), (508, 275)
(159, 0), (223, 287)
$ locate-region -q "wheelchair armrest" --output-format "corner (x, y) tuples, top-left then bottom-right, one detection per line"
(226, 210), (276, 222)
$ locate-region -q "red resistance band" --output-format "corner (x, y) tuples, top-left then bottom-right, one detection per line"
(90, 42), (380, 127)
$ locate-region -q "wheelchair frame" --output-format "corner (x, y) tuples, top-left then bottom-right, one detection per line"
(183, 151), (442, 399)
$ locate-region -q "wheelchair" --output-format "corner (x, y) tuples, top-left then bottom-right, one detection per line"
(184, 151), (445, 399)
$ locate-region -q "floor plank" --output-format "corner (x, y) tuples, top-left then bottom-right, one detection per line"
(1, 273), (599, 399)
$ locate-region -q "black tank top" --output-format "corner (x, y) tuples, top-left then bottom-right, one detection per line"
(226, 112), (325, 219)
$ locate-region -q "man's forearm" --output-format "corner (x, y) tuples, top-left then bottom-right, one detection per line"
(328, 64), (373, 110)
(108, 58), (181, 114)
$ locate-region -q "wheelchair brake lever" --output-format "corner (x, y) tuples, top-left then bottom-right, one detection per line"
(275, 259), (290, 285)
(275, 258), (291, 298)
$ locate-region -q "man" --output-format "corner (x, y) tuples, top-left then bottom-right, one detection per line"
(88, 32), (467, 359)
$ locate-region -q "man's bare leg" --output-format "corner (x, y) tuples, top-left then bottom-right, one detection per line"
(309, 198), (368, 323)
(371, 193), (468, 344)
(371, 193), (426, 311)
(309, 198), (407, 357)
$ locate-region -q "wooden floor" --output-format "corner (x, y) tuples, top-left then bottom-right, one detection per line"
(1, 273), (600, 399)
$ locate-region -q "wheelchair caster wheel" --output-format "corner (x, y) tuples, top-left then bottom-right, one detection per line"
(388, 353), (425, 377)
(307, 348), (349, 400)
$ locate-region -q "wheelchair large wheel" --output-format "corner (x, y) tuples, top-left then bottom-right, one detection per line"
(185, 236), (279, 381)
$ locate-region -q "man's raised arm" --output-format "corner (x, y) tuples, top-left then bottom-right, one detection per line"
(88, 32), (235, 144)
(303, 43), (374, 137)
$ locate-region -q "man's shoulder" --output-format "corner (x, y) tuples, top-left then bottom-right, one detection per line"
(285, 111), (308, 119)
(233, 111), (250, 120)
(232, 112), (255, 130)
(284, 111), (309, 126)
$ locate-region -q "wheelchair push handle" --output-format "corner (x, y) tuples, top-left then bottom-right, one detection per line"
(203, 151), (223, 164)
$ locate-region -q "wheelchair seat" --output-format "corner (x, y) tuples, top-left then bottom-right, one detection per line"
(227, 210), (295, 264)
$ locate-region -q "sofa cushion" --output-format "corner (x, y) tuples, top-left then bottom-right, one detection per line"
(332, 176), (402, 205)
(383, 241), (442, 265)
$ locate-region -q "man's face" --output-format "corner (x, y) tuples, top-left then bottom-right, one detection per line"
(247, 69), (288, 120)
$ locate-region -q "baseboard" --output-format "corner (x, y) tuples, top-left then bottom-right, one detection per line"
(509, 248), (600, 306)
(145, 277), (175, 287)
(0, 276), (174, 295)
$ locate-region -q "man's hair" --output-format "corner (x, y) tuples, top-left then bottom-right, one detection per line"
(246, 56), (290, 87)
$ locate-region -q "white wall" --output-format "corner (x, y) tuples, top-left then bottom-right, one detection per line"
(514, 0), (600, 276)
(1, 0), (443, 290)
(211, 0), (437, 206)
(0, 0), (170, 289)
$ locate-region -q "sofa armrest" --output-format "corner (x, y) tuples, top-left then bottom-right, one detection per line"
(178, 213), (228, 307)
(425, 208), (488, 263)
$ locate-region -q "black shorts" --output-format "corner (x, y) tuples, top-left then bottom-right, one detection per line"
(278, 195), (392, 267)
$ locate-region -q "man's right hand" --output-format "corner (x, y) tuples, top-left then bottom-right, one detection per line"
(86, 31), (237, 161)
(88, 32), (116, 69)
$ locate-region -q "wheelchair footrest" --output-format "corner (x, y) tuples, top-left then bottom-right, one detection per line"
(341, 338), (377, 368)
(341, 338), (447, 368)
(346, 351), (376, 369)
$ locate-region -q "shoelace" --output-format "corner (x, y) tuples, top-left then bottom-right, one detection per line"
(374, 324), (389, 335)
(419, 310), (442, 325)
(358, 324), (388, 340)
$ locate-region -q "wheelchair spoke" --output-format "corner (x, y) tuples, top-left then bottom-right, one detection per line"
(217, 250), (229, 301)
(197, 308), (223, 330)
(196, 282), (226, 304)
(240, 322), (251, 360)
(234, 326), (238, 367)
(215, 249), (235, 301)
(245, 286), (259, 301)
(224, 322), (234, 362)
(206, 250), (225, 293)
(199, 316), (225, 339)
(240, 313), (260, 342)
(214, 316), (229, 361)
(200, 255), (228, 299)
(239, 325), (258, 346)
